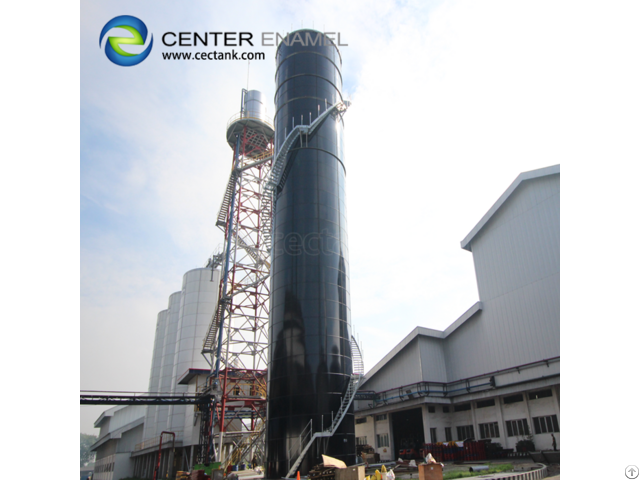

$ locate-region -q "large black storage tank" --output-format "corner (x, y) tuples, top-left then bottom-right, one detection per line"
(266, 29), (355, 478)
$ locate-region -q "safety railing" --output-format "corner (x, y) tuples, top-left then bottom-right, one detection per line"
(287, 419), (314, 474)
(227, 111), (274, 131)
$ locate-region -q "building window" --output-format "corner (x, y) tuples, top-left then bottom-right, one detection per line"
(505, 419), (530, 437)
(445, 427), (452, 442)
(476, 399), (495, 409)
(428, 406), (435, 413)
(528, 389), (553, 400)
(456, 425), (475, 440)
(430, 428), (437, 443)
(356, 436), (368, 446)
(503, 394), (524, 405)
(377, 433), (389, 448)
(533, 415), (560, 434)
(479, 422), (500, 439)
(356, 417), (367, 424)
(443, 406), (450, 413)
(454, 403), (471, 412)
(375, 414), (387, 421)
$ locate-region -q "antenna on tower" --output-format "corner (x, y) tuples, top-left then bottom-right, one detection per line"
(247, 61), (250, 90)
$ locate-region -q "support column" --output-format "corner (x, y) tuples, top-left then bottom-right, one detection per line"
(372, 414), (378, 453)
(522, 394), (534, 438)
(388, 414), (396, 460)
(470, 403), (478, 440)
(421, 405), (431, 444)
(496, 396), (509, 449)
(552, 385), (560, 420)
(167, 446), (175, 478)
(552, 384), (560, 449)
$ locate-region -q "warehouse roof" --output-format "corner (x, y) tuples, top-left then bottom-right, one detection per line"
(90, 416), (144, 451)
(93, 405), (125, 428)
(361, 302), (482, 385)
(460, 164), (560, 251)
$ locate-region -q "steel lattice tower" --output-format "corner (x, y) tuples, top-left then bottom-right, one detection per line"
(199, 89), (275, 467)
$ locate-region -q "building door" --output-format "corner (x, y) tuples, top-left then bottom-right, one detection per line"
(391, 408), (425, 460)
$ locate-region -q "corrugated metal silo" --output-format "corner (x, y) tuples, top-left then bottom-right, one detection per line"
(168, 267), (220, 436)
(154, 291), (182, 436)
(142, 308), (168, 441)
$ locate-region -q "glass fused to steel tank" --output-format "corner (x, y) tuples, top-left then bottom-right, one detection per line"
(266, 30), (354, 477)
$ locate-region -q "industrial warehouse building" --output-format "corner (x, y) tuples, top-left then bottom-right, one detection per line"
(92, 267), (222, 479)
(353, 165), (560, 462)
(91, 164), (560, 478)
(91, 405), (145, 479)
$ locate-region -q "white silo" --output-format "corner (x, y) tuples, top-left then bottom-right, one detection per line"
(142, 309), (168, 441)
(154, 291), (182, 436)
(168, 267), (220, 438)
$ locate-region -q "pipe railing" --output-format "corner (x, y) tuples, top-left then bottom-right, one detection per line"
(227, 111), (274, 131)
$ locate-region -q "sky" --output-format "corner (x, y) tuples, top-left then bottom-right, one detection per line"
(76, 0), (640, 436)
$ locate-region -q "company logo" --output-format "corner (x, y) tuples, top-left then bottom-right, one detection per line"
(624, 463), (640, 480)
(99, 15), (153, 66)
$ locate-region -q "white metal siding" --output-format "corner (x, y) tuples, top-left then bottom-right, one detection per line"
(417, 336), (448, 383)
(155, 291), (182, 436)
(471, 174), (559, 303)
(116, 424), (144, 453)
(168, 268), (220, 436)
(363, 339), (422, 393)
(109, 404), (145, 432)
(443, 174), (559, 380)
(143, 309), (168, 441)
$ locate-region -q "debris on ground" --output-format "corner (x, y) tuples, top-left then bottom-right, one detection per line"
(308, 463), (338, 480)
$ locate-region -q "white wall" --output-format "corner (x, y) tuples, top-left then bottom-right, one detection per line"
(418, 336), (448, 383)
(372, 414), (393, 461)
(155, 291), (182, 436)
(362, 338), (422, 393)
(168, 268), (219, 438)
(421, 404), (452, 444)
(444, 174), (560, 381)
(109, 405), (145, 432)
(143, 309), (168, 441)
(357, 384), (560, 456)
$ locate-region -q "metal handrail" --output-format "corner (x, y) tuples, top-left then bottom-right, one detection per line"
(285, 374), (363, 478)
(227, 111), (274, 131)
(287, 419), (313, 473)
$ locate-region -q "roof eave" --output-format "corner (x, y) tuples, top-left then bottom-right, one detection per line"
(460, 164), (560, 251)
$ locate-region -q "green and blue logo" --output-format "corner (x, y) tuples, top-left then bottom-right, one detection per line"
(99, 15), (153, 67)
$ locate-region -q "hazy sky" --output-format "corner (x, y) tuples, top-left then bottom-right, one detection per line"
(78, 0), (639, 436)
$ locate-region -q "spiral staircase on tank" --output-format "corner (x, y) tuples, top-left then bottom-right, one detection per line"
(201, 97), (353, 469)
(260, 99), (351, 253)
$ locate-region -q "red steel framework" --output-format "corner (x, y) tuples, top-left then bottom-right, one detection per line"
(199, 92), (274, 468)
